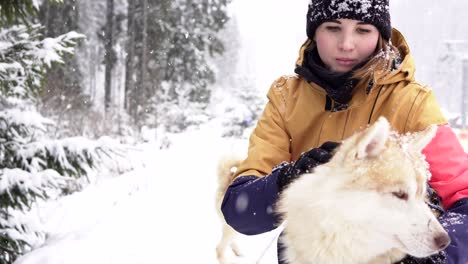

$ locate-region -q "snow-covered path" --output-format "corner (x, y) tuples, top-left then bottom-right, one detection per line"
(15, 125), (280, 264)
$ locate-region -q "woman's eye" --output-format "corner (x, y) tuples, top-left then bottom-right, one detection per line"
(325, 26), (340, 32)
(392, 191), (409, 201)
(357, 28), (371, 34)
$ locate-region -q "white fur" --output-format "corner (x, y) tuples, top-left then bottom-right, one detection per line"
(277, 117), (449, 264)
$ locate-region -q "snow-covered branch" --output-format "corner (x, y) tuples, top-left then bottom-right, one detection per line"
(0, 25), (85, 99)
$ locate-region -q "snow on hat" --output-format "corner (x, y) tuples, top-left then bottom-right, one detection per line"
(306, 0), (391, 41)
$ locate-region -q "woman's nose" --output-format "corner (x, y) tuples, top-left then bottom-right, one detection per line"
(338, 34), (355, 51)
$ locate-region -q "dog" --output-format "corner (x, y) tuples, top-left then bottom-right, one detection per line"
(215, 156), (243, 263)
(276, 117), (451, 264)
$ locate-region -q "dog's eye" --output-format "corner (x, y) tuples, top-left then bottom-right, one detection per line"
(392, 191), (408, 201)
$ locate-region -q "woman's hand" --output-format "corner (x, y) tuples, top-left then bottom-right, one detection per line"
(276, 141), (340, 193)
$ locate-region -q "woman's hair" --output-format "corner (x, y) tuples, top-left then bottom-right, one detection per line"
(352, 34), (400, 80)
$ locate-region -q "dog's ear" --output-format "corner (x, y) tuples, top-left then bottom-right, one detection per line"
(411, 125), (437, 153)
(356, 117), (390, 159)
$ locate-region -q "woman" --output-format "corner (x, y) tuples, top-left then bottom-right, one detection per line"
(221, 0), (468, 263)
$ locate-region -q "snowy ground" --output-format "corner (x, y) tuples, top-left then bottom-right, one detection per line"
(14, 121), (281, 264)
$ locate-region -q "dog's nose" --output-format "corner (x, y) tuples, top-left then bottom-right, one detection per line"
(434, 233), (451, 250)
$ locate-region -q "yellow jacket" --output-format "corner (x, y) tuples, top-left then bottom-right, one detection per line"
(235, 29), (447, 178)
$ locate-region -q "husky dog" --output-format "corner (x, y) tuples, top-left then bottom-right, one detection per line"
(277, 117), (450, 264)
(215, 156), (243, 263)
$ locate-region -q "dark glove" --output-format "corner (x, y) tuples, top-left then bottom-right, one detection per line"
(396, 252), (446, 264)
(275, 141), (340, 193)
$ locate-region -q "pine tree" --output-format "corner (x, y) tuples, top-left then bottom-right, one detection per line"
(36, 0), (100, 137)
(0, 24), (84, 263)
(0, 24), (83, 101)
(0, 0), (36, 26)
(123, 0), (232, 131)
(104, 0), (115, 112)
(0, 2), (119, 263)
(162, 0), (230, 103)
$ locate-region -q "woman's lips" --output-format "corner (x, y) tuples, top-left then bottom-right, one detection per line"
(336, 58), (357, 67)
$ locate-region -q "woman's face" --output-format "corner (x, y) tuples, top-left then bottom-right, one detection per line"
(314, 19), (379, 73)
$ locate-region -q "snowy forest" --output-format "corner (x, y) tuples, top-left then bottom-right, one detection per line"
(0, 0), (468, 263)
(1, 0), (258, 138)
(0, 0), (262, 263)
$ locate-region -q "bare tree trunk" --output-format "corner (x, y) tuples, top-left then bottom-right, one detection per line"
(124, 0), (135, 113)
(104, 0), (114, 113)
(139, 0), (148, 121)
(89, 46), (97, 102)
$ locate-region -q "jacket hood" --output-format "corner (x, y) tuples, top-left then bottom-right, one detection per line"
(295, 28), (415, 86)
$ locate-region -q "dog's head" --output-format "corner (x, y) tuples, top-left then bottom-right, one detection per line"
(279, 117), (450, 260)
(328, 117), (449, 257)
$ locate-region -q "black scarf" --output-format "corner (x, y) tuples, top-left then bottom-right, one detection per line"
(295, 48), (367, 105)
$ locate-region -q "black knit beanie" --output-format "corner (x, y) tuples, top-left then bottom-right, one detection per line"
(306, 0), (391, 41)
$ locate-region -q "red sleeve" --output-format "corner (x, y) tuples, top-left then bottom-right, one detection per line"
(424, 125), (468, 209)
